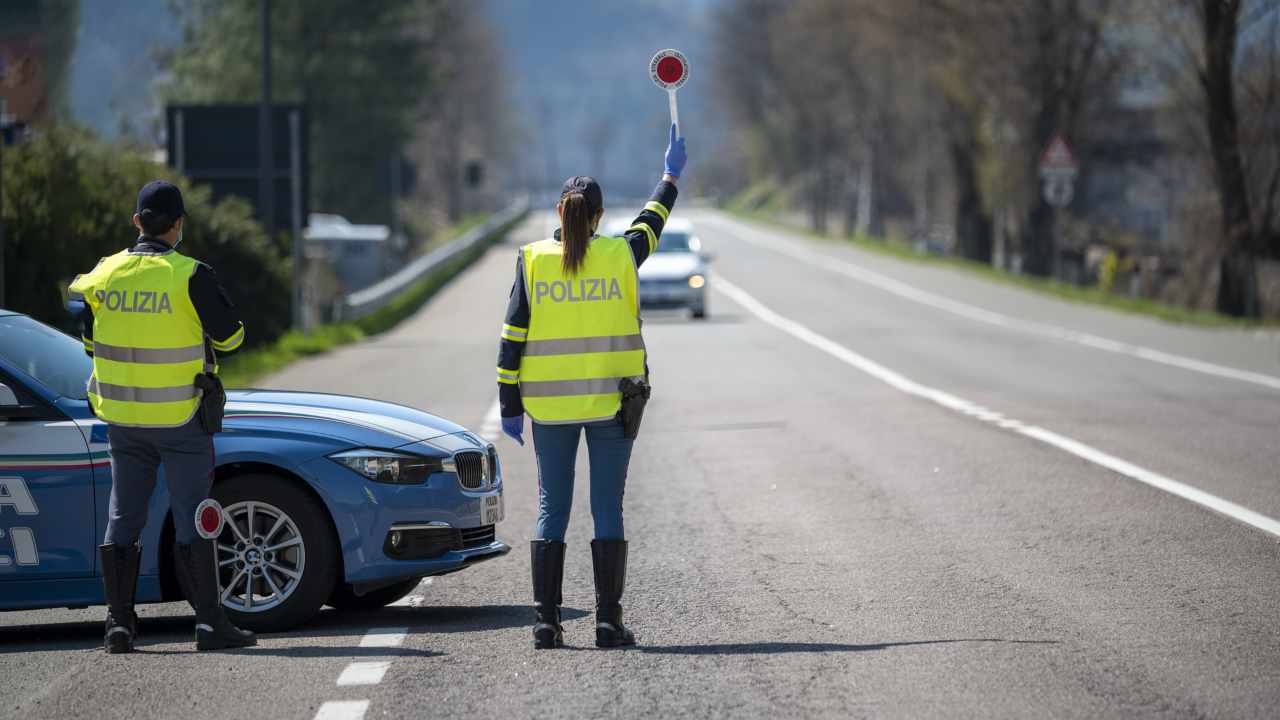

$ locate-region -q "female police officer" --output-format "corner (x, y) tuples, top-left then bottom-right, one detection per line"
(496, 125), (686, 649)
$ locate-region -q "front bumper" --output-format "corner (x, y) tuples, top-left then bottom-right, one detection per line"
(302, 438), (510, 587)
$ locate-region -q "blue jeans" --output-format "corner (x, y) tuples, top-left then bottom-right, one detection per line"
(532, 418), (634, 542)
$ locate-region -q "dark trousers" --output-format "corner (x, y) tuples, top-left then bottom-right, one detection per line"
(532, 418), (634, 542)
(104, 419), (214, 545)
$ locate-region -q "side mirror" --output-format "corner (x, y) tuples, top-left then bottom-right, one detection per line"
(0, 382), (55, 420)
(700, 251), (717, 263)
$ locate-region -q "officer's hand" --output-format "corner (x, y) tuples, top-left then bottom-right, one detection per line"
(664, 123), (687, 179)
(501, 415), (525, 446)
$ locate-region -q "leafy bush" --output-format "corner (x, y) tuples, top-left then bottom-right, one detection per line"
(1, 125), (291, 344)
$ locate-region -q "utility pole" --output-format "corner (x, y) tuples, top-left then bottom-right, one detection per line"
(0, 98), (8, 309)
(258, 0), (275, 236)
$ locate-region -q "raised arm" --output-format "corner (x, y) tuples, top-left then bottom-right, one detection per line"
(623, 124), (687, 267)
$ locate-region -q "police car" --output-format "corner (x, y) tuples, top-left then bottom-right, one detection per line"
(607, 217), (711, 319)
(0, 309), (508, 631)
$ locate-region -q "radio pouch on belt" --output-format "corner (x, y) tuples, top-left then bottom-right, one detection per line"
(193, 372), (226, 434)
(618, 377), (651, 440)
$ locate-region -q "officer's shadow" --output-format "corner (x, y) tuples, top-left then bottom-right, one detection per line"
(634, 638), (1061, 655)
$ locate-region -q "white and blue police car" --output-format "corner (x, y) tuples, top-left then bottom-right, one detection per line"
(0, 309), (507, 631)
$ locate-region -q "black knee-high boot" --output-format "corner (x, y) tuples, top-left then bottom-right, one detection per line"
(175, 539), (256, 651)
(591, 539), (635, 648)
(100, 543), (141, 654)
(531, 540), (566, 649)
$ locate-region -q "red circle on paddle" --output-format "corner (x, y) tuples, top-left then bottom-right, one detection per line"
(656, 56), (684, 84)
(199, 506), (221, 534)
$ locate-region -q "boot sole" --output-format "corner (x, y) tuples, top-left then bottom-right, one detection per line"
(595, 625), (636, 648)
(105, 631), (134, 654)
(533, 626), (563, 649)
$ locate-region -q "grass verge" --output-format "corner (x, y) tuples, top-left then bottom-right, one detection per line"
(726, 207), (1273, 329)
(219, 211), (526, 388)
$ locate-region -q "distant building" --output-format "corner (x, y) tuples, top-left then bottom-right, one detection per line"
(304, 214), (394, 295)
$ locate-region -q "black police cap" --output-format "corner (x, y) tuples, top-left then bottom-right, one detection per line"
(136, 180), (186, 220)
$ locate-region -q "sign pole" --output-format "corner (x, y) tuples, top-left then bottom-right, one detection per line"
(667, 90), (681, 138)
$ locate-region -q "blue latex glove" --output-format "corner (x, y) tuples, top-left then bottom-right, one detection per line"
(664, 123), (687, 178)
(501, 415), (524, 446)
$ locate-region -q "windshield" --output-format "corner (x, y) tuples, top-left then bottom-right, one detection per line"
(0, 316), (93, 400)
(656, 232), (691, 254)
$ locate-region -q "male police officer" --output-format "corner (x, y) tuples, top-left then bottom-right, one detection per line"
(69, 181), (256, 653)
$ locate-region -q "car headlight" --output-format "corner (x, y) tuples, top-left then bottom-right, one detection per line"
(688, 274), (706, 289)
(328, 449), (442, 485)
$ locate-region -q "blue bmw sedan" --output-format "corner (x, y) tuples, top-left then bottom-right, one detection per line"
(0, 309), (508, 631)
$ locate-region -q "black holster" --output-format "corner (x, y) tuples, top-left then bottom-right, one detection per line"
(618, 377), (650, 440)
(193, 372), (226, 434)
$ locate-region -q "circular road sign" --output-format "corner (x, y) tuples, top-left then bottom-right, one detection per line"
(650, 49), (689, 91)
(194, 498), (226, 540)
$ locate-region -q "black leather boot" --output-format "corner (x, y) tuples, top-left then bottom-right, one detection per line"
(175, 540), (257, 651)
(591, 539), (636, 648)
(531, 540), (566, 649)
(100, 543), (140, 654)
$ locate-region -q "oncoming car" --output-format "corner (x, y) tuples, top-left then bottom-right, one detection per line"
(0, 309), (508, 632)
(607, 217), (711, 319)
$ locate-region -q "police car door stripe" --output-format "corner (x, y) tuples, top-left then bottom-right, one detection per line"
(523, 334), (646, 357)
(91, 342), (206, 364)
(519, 377), (633, 397)
(89, 378), (198, 403)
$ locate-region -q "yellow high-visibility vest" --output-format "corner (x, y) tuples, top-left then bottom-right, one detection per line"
(69, 248), (208, 427)
(519, 235), (646, 424)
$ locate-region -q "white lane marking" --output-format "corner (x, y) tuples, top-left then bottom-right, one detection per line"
(336, 661), (391, 687)
(714, 214), (1280, 392)
(715, 275), (1280, 539)
(479, 395), (502, 442)
(359, 627), (408, 648)
(314, 700), (370, 720)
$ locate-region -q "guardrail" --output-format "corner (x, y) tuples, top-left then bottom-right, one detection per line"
(334, 197), (530, 321)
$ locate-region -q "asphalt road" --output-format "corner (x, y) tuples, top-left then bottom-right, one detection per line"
(3, 208), (1280, 719)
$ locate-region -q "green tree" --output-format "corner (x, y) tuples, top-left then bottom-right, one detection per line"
(162, 0), (438, 226)
(1, 126), (290, 341)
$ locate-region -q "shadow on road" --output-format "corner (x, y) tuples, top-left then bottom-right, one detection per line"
(302, 603), (589, 634)
(638, 639), (1061, 655)
(0, 604), (578, 653)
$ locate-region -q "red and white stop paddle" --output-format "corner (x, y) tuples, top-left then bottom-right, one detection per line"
(194, 498), (226, 540)
(650, 49), (689, 137)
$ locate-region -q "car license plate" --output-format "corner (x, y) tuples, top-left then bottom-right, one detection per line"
(480, 494), (504, 525)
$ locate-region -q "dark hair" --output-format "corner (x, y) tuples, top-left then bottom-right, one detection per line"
(138, 209), (178, 237)
(559, 192), (594, 275)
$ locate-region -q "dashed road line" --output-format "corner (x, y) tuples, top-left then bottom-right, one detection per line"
(336, 661), (392, 687)
(359, 627), (409, 648)
(714, 214), (1280, 392)
(314, 700), (370, 720)
(715, 275), (1280, 539)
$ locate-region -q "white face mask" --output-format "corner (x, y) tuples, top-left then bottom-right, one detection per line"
(173, 226), (184, 250)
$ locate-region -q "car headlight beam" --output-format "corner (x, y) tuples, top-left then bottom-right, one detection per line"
(328, 449), (442, 485)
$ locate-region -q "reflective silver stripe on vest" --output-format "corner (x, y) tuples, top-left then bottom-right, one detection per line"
(520, 376), (634, 398)
(89, 378), (198, 403)
(523, 334), (646, 357)
(91, 342), (206, 364)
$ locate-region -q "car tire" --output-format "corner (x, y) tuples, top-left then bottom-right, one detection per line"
(691, 306), (708, 320)
(210, 473), (340, 633)
(327, 578), (423, 611)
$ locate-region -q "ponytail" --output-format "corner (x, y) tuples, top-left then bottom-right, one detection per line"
(559, 193), (594, 275)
